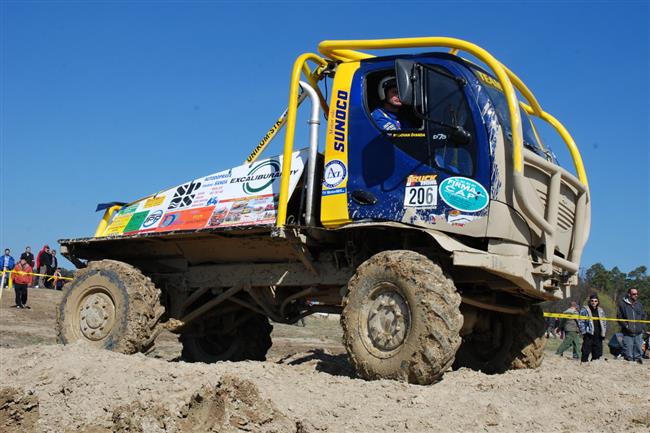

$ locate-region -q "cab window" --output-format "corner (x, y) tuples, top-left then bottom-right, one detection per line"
(474, 68), (557, 163)
(364, 64), (477, 177)
(365, 70), (422, 131)
(421, 64), (477, 176)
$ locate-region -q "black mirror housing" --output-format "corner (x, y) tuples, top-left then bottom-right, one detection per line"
(395, 59), (416, 105)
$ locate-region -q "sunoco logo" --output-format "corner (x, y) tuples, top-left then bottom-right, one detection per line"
(232, 160), (282, 195)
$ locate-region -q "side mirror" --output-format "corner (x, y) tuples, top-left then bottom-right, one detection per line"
(395, 59), (416, 105)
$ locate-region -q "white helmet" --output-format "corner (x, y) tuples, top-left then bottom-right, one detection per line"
(378, 76), (397, 100)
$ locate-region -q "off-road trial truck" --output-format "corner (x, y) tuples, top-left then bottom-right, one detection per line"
(57, 37), (590, 384)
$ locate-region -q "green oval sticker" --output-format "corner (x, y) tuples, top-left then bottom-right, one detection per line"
(439, 177), (489, 212)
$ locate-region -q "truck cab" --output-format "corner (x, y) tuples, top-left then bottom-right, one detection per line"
(319, 50), (590, 299)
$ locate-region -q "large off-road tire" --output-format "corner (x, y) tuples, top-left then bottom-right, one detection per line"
(509, 305), (546, 369)
(341, 250), (463, 385)
(453, 312), (515, 374)
(56, 260), (164, 354)
(180, 314), (273, 363)
(454, 306), (546, 373)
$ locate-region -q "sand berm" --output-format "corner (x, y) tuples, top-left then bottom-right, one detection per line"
(0, 288), (648, 433)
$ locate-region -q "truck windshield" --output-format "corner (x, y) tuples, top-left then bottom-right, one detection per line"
(473, 69), (557, 163)
(423, 65), (476, 176)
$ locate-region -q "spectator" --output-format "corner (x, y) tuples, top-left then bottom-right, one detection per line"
(608, 332), (624, 358)
(617, 287), (647, 364)
(48, 250), (59, 289)
(545, 317), (557, 338)
(36, 245), (51, 288)
(12, 258), (32, 309)
(578, 294), (607, 362)
(2, 248), (15, 288)
(52, 268), (65, 291)
(20, 246), (35, 286)
(555, 301), (581, 359)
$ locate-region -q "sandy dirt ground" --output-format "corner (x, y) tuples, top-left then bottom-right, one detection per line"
(0, 288), (649, 433)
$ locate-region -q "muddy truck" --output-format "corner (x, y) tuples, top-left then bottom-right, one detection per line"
(57, 37), (590, 384)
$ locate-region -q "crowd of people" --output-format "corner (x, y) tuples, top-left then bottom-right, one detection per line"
(550, 289), (648, 364)
(1, 245), (66, 310)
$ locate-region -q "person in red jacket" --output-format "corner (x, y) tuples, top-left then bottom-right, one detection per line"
(35, 244), (51, 288)
(12, 258), (33, 309)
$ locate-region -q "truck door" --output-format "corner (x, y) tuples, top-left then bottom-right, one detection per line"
(321, 57), (491, 237)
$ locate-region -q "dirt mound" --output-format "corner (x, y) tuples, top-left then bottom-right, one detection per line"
(0, 387), (39, 433)
(0, 343), (301, 433)
(111, 377), (297, 433)
(2, 342), (650, 433)
(1, 288), (650, 433)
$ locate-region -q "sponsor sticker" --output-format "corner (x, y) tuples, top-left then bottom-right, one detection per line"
(236, 160), (282, 195)
(156, 206), (215, 232)
(103, 214), (132, 235)
(322, 187), (346, 196)
(168, 180), (202, 210)
(206, 204), (231, 228)
(447, 209), (477, 226)
(159, 213), (178, 228)
(323, 160), (347, 188)
(142, 210), (163, 229)
(144, 196), (166, 208)
(118, 203), (139, 215)
(124, 211), (149, 232)
(214, 194), (277, 227)
(439, 176), (489, 212)
(404, 174), (438, 208)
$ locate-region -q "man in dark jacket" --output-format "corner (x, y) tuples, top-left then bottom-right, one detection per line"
(617, 287), (647, 364)
(20, 246), (35, 286)
(36, 245), (51, 288)
(47, 250), (59, 289)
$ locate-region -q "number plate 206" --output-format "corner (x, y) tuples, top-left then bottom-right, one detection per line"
(404, 185), (438, 208)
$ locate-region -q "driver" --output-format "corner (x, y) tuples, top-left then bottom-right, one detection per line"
(371, 76), (404, 131)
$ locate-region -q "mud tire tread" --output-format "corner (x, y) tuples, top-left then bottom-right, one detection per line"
(341, 250), (462, 385)
(454, 306), (546, 374)
(56, 260), (164, 354)
(509, 306), (546, 369)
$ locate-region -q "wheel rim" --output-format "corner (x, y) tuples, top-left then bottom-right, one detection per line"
(77, 289), (116, 341)
(363, 282), (411, 353)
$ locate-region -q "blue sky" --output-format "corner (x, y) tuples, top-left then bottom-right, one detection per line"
(1, 1), (649, 273)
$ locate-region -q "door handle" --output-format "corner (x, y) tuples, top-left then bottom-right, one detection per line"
(351, 190), (378, 205)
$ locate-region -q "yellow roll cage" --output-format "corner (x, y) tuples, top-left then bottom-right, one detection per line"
(276, 37), (589, 228)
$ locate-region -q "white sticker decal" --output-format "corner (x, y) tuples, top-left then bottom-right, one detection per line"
(323, 160), (347, 188)
(404, 174), (438, 208)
